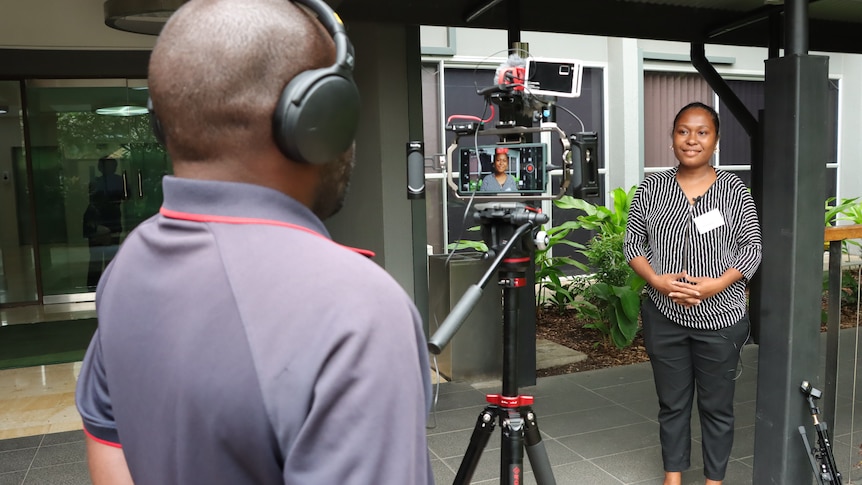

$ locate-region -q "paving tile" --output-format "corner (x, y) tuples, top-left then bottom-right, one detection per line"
(31, 441), (86, 468)
(538, 404), (651, 440)
(23, 461), (90, 485)
(0, 448), (36, 474)
(0, 471), (26, 485)
(0, 435), (40, 453)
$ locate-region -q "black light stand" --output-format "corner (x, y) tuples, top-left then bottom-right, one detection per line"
(428, 202), (556, 485)
(798, 380), (843, 484)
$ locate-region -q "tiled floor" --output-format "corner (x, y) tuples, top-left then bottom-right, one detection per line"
(0, 363), (83, 441)
(3, 331), (862, 484)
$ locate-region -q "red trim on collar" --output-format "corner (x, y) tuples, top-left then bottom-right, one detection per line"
(160, 207), (375, 258)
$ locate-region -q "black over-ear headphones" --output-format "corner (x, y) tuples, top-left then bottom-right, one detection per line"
(148, 0), (360, 166)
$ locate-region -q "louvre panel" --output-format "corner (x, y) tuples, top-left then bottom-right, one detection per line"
(643, 72), (714, 168)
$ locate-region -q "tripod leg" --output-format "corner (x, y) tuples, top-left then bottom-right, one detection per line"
(453, 407), (497, 485)
(523, 406), (556, 485)
(500, 408), (525, 485)
(815, 422), (843, 485)
(799, 426), (826, 485)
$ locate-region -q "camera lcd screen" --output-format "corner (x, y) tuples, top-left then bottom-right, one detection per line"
(524, 57), (583, 98)
(457, 143), (547, 195)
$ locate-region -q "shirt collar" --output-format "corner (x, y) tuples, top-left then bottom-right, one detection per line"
(160, 176), (331, 239)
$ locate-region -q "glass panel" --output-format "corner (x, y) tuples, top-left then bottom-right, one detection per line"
(719, 79), (763, 167)
(25, 79), (169, 298)
(0, 81), (38, 305)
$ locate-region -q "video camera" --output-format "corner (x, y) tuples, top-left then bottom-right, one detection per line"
(445, 54), (599, 201)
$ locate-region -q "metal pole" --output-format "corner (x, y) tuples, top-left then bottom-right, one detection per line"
(786, 0), (809, 56)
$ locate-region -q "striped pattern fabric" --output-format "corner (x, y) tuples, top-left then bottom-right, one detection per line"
(624, 167), (762, 330)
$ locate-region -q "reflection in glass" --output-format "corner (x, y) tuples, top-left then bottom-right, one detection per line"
(25, 79), (170, 301)
(0, 81), (38, 305)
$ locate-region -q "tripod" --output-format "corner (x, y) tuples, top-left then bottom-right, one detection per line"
(429, 202), (556, 485)
(798, 380), (842, 484)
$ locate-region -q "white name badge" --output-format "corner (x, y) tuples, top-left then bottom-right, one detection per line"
(694, 209), (725, 234)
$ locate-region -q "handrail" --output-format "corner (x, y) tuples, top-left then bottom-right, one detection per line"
(824, 224), (862, 242)
(822, 224), (862, 433)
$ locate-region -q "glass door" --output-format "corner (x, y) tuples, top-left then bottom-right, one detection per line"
(24, 79), (169, 303)
(0, 81), (38, 305)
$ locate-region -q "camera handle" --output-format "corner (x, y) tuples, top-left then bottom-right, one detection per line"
(798, 380), (843, 485)
(428, 202), (556, 485)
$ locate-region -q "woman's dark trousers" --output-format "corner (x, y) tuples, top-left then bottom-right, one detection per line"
(641, 298), (750, 481)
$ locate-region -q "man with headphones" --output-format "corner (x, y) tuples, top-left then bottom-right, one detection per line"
(75, 1), (434, 484)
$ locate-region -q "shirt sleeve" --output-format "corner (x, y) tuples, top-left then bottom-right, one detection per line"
(731, 185), (763, 281)
(280, 285), (433, 485)
(75, 329), (122, 446)
(624, 182), (649, 262)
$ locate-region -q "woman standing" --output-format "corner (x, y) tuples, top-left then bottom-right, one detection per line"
(624, 102), (762, 485)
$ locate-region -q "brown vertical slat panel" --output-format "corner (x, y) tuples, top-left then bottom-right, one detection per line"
(644, 72), (713, 168)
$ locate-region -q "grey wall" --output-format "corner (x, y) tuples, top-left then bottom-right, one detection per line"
(326, 22), (420, 299)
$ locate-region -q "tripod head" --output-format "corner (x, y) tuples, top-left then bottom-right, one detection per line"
(801, 380), (823, 416)
(476, 202), (549, 266)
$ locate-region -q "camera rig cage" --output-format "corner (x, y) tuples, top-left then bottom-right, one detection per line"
(445, 125), (572, 201)
(444, 54), (599, 202)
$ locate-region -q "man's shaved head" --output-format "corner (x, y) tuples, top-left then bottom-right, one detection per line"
(148, 0), (333, 162)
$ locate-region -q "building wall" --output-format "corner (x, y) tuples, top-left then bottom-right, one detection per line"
(424, 27), (862, 203)
(0, 1), (859, 305)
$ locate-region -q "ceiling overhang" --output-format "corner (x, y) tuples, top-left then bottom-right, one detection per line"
(101, 0), (862, 54)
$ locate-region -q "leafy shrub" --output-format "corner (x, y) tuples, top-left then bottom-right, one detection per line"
(551, 187), (646, 349)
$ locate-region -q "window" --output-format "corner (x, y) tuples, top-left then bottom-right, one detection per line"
(643, 71), (839, 199)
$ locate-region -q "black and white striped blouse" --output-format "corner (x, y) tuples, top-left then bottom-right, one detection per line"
(624, 167), (762, 330)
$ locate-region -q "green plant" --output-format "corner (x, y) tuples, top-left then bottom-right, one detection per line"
(824, 197), (862, 252)
(447, 222), (588, 314)
(533, 186), (637, 313)
(554, 187), (647, 349)
(554, 186), (636, 236)
(821, 268), (861, 324)
(534, 221), (590, 313)
(447, 186), (647, 348)
(825, 197), (860, 226)
(446, 237), (487, 253)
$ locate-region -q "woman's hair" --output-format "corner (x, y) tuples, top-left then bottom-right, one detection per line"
(672, 102), (720, 137)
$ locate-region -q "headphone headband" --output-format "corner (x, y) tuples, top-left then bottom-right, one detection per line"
(293, 0), (354, 70)
(150, 0), (360, 166)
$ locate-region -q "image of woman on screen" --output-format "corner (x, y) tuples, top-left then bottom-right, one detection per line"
(480, 147), (518, 192)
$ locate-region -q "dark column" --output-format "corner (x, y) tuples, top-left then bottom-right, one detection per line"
(404, 25), (429, 334)
(752, 52), (829, 484)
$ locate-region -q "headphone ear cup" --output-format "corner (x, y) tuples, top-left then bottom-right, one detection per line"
(273, 68), (360, 165)
(147, 97), (166, 146)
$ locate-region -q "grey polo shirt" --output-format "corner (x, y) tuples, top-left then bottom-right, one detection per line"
(76, 176), (433, 484)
